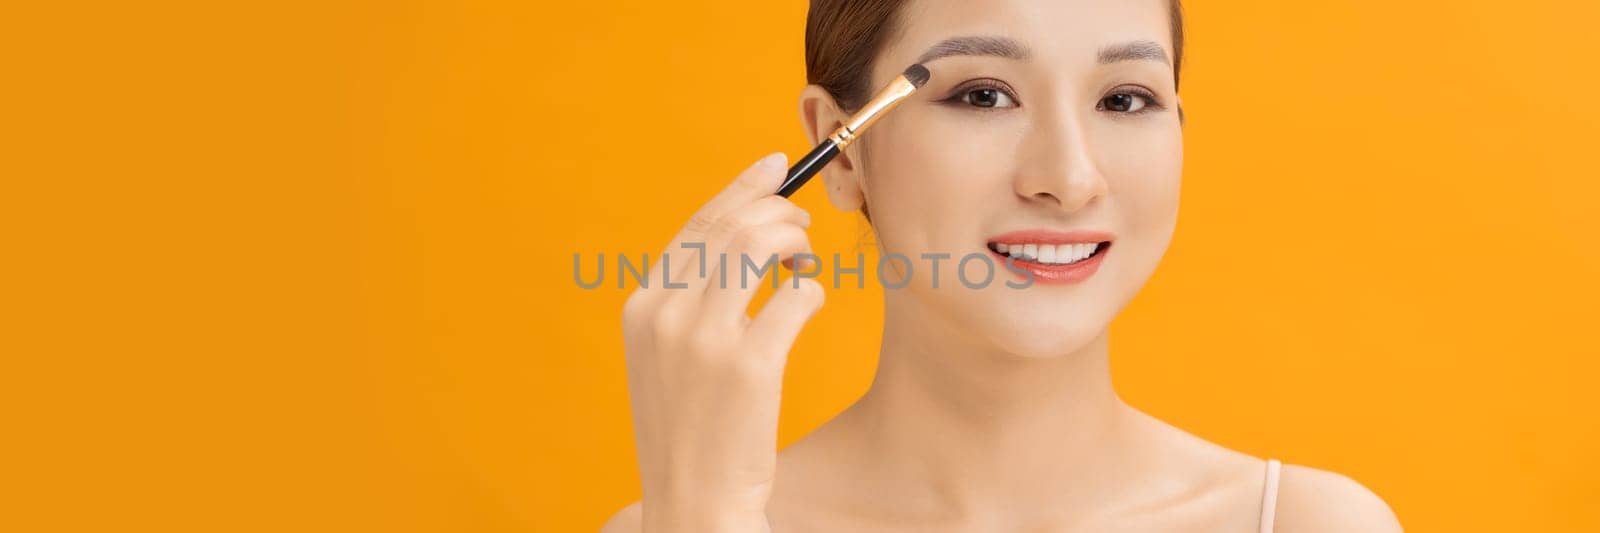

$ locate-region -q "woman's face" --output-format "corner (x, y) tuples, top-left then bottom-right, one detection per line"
(841, 0), (1183, 358)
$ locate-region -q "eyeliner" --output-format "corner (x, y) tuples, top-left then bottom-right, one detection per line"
(775, 64), (932, 198)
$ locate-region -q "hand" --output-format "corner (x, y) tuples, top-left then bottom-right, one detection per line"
(621, 152), (824, 533)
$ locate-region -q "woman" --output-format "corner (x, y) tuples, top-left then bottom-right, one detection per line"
(607, 0), (1401, 531)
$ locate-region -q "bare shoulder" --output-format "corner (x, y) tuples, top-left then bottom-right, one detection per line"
(598, 500), (643, 533)
(1273, 464), (1402, 532)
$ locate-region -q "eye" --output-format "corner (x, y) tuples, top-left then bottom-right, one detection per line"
(962, 87), (1017, 108)
(941, 79), (1021, 110)
(1098, 88), (1162, 114)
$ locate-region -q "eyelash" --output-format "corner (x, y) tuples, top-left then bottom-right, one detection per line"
(939, 80), (1166, 116)
(939, 79), (1017, 110)
(1100, 86), (1165, 116)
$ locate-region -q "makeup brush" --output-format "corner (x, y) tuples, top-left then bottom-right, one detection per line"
(775, 64), (931, 198)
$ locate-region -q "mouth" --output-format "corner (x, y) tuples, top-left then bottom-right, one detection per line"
(985, 241), (1110, 266)
(984, 229), (1114, 285)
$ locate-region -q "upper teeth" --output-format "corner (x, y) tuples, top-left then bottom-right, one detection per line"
(995, 242), (1099, 264)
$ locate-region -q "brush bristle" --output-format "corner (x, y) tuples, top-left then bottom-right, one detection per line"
(902, 64), (931, 88)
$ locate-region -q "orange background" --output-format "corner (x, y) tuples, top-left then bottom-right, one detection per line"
(3, 1), (1597, 531)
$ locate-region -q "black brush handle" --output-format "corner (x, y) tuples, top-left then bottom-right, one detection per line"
(775, 140), (840, 198)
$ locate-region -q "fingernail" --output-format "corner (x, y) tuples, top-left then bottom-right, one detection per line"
(758, 152), (787, 172)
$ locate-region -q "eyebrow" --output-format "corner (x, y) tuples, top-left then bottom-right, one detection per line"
(1097, 39), (1170, 66)
(916, 36), (1030, 64)
(914, 35), (1170, 67)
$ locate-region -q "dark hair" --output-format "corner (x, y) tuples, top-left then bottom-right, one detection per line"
(806, 0), (1186, 114)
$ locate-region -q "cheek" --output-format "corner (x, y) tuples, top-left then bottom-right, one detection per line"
(859, 114), (1015, 251)
(1101, 124), (1183, 228)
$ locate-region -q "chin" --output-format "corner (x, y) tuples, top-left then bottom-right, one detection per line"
(1009, 316), (1108, 359)
(964, 304), (1112, 359)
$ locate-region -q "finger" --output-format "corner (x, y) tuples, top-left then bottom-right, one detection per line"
(701, 222), (812, 324)
(663, 152), (788, 253)
(779, 253), (818, 272)
(744, 277), (825, 363)
(684, 195), (810, 291)
(648, 152), (790, 295)
(702, 234), (817, 303)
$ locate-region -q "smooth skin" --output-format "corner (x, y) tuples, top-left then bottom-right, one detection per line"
(608, 0), (1402, 531)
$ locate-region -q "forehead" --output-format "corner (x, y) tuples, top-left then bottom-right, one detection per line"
(878, 0), (1173, 76)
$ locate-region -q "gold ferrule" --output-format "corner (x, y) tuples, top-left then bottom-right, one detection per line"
(828, 75), (917, 149)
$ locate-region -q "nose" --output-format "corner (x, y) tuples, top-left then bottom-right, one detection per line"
(1012, 107), (1108, 212)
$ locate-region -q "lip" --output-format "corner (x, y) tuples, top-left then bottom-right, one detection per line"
(985, 228), (1114, 285)
(987, 228), (1115, 245)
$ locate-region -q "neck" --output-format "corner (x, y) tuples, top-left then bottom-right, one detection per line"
(835, 291), (1135, 517)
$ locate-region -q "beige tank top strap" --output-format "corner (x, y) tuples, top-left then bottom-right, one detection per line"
(1259, 458), (1282, 533)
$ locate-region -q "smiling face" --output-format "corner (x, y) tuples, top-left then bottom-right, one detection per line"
(812, 0), (1184, 358)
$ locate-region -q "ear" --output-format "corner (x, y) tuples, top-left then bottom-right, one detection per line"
(797, 85), (865, 211)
